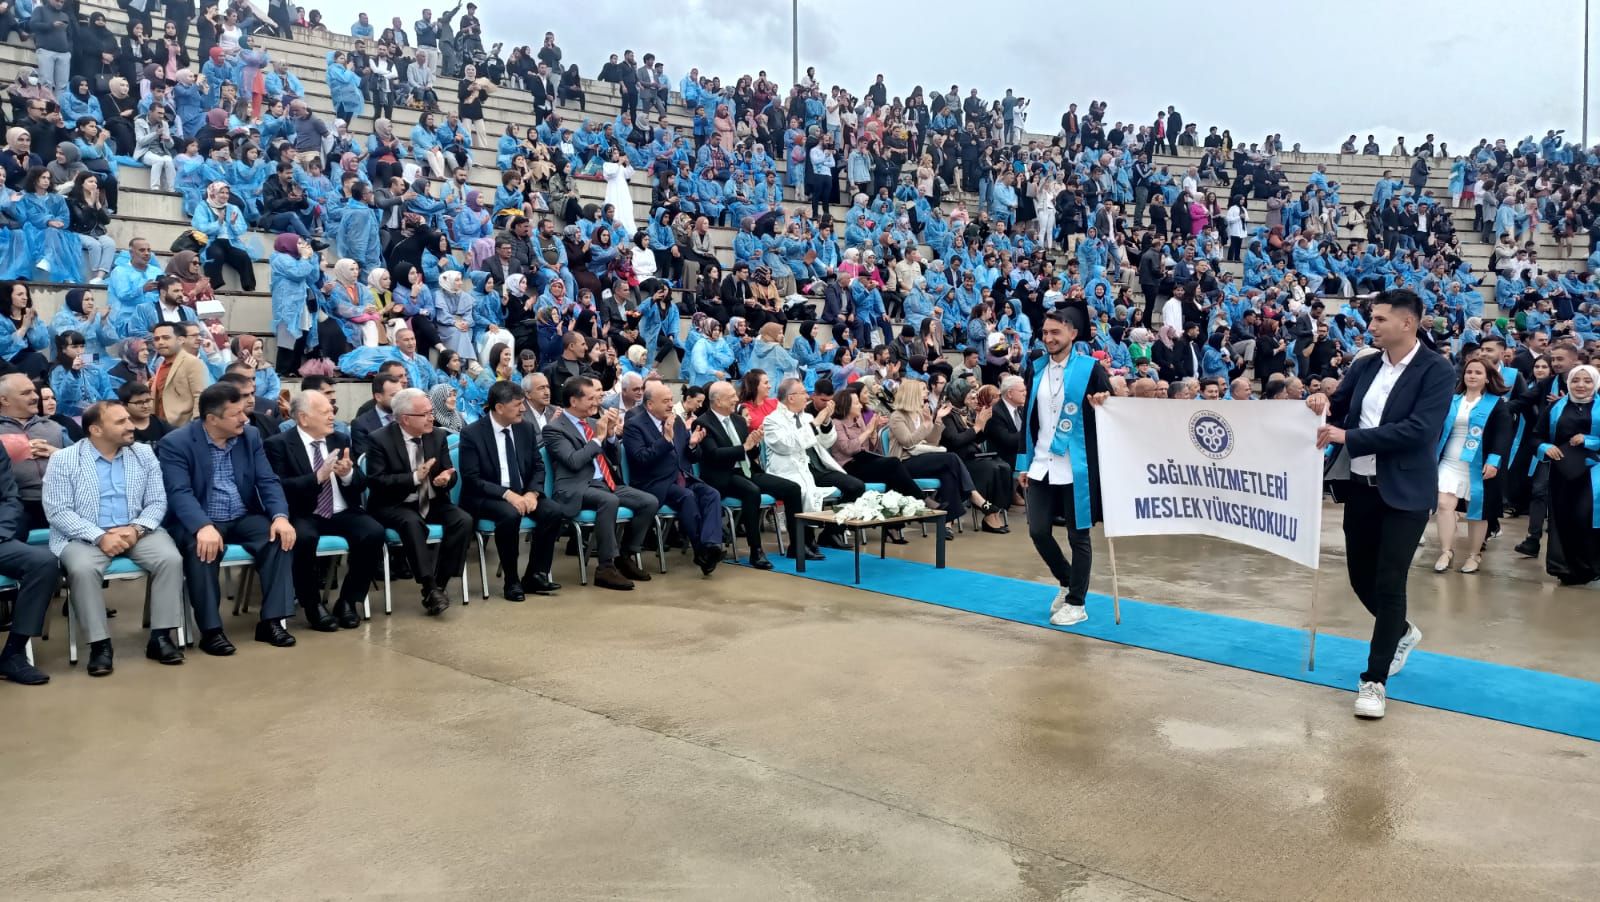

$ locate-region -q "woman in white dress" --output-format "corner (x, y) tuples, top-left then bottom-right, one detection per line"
(1433, 358), (1511, 574)
(601, 148), (637, 239)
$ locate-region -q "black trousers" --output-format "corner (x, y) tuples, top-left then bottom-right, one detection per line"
(203, 239), (257, 291)
(843, 453), (924, 497)
(811, 467), (865, 502)
(1341, 481), (1429, 684)
(288, 508), (386, 610)
(1523, 461), (1549, 544)
(903, 451), (976, 519)
(370, 500), (473, 589)
(0, 537), (60, 638)
(1141, 281), (1161, 327)
(470, 496), (562, 585)
(717, 471), (801, 551)
(179, 515), (296, 632)
(1026, 478), (1093, 605)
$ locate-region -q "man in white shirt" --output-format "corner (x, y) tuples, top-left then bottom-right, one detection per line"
(1016, 309), (1112, 627)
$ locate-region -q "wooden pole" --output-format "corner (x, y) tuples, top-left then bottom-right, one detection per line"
(1307, 553), (1322, 671)
(1108, 537), (1122, 625)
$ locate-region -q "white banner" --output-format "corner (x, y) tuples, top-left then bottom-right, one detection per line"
(1095, 399), (1324, 569)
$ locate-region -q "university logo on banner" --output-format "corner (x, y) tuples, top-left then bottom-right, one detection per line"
(1095, 399), (1324, 569)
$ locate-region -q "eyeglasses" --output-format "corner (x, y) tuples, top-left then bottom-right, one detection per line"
(400, 411), (435, 420)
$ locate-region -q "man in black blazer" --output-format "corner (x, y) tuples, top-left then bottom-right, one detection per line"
(351, 373), (405, 459)
(363, 388), (473, 615)
(1310, 288), (1453, 721)
(983, 373), (1027, 462)
(458, 381), (562, 601)
(264, 389), (386, 631)
(623, 381), (723, 576)
(541, 376), (659, 590)
(694, 380), (804, 570)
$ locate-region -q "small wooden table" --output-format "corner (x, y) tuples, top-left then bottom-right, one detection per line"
(793, 510), (947, 584)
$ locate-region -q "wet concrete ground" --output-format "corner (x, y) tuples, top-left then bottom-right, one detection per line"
(2, 505), (1595, 900)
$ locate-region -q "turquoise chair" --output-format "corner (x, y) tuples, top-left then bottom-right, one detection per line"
(690, 462), (785, 560)
(467, 439), (551, 597)
(539, 446), (636, 586)
(230, 536), (367, 618)
(618, 446), (676, 574)
(357, 451), (471, 615)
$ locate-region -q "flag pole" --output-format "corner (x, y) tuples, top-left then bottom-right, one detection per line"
(1107, 536), (1122, 625)
(1307, 558), (1321, 671)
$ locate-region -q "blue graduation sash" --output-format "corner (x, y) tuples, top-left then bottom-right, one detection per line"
(1536, 397), (1600, 527)
(1435, 394), (1501, 520)
(1017, 351), (1096, 529)
(1498, 365), (1526, 464)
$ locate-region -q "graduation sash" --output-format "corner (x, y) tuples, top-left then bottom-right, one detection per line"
(1435, 393), (1501, 520)
(1017, 350), (1095, 529)
(1498, 365), (1526, 464)
(1536, 396), (1600, 527)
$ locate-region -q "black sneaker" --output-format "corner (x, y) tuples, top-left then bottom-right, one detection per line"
(1513, 540), (1540, 558)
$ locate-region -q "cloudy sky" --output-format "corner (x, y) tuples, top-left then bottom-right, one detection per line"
(319, 0), (1591, 152)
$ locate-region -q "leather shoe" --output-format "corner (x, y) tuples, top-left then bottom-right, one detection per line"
(423, 586), (451, 616)
(0, 653), (48, 685)
(615, 556), (651, 582)
(748, 548), (773, 570)
(525, 575), (560, 595)
(87, 642), (114, 677)
(332, 599), (362, 629)
(980, 523), (1010, 535)
(502, 582), (526, 602)
(197, 631), (236, 656)
(255, 620), (297, 647)
(805, 548), (825, 561)
(594, 564), (634, 590)
(145, 632), (185, 665)
(697, 545), (723, 575)
(303, 602), (339, 632)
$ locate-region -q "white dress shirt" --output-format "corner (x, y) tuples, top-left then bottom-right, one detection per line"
(297, 428), (352, 514)
(1027, 356), (1073, 484)
(491, 414), (516, 490)
(1349, 340), (1421, 476)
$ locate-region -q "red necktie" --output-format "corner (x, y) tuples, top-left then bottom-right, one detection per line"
(580, 418), (617, 490)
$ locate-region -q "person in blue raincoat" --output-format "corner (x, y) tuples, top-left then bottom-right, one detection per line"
(0, 281), (53, 378)
(790, 320), (832, 391)
(18, 167), (83, 282)
(323, 258), (382, 351)
(325, 51), (366, 122)
(191, 181), (257, 291)
(433, 270), (477, 360)
(683, 317), (734, 387)
(49, 289), (119, 361)
(105, 243), (165, 337)
(269, 233), (325, 373)
(48, 330), (115, 415)
(997, 298), (1033, 348)
(636, 279), (682, 370)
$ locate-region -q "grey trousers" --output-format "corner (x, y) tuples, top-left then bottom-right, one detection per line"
(61, 530), (184, 644)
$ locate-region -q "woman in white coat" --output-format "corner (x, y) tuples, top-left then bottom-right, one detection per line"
(602, 148), (637, 239)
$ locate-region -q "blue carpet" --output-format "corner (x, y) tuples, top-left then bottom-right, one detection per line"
(758, 551), (1600, 743)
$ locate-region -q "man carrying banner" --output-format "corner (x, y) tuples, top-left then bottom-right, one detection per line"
(1307, 289), (1453, 721)
(1017, 307), (1112, 627)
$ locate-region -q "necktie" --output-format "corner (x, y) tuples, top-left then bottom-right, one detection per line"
(502, 427), (523, 492)
(412, 436), (432, 516)
(724, 417), (750, 477)
(799, 413), (827, 472)
(667, 420), (686, 486)
(312, 440), (334, 517)
(579, 418), (616, 490)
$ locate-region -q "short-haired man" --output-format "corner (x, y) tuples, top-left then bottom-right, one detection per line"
(0, 373), (68, 531)
(351, 372), (405, 457)
(150, 322), (206, 426)
(44, 401), (187, 676)
(265, 390), (386, 630)
(541, 376), (658, 589)
(158, 382), (299, 654)
(623, 381), (723, 575)
(362, 387), (473, 614)
(459, 381), (563, 600)
(118, 380), (174, 445)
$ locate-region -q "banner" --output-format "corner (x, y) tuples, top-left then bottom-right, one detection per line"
(1095, 399), (1324, 569)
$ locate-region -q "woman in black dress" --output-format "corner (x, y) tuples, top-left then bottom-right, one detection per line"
(1533, 363), (1600, 585)
(941, 379), (1012, 533)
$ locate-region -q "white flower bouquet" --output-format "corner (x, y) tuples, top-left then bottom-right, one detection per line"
(832, 490), (928, 523)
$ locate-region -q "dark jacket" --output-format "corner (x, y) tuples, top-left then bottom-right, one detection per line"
(262, 427), (369, 520)
(361, 422), (458, 513)
(457, 415), (546, 513)
(1326, 343), (1455, 511)
(156, 422), (289, 538)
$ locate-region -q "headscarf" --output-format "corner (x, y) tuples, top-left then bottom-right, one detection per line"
(47, 143), (86, 187)
(64, 289), (87, 316)
(428, 383), (465, 432)
(1158, 323), (1179, 349)
(367, 267), (391, 296)
(166, 250), (202, 281)
(7, 68), (51, 102)
(108, 77), (130, 99)
(204, 108), (229, 132)
(209, 46), (225, 65)
(465, 190), (482, 211)
(505, 273), (527, 298)
(120, 339), (149, 384)
(339, 152), (359, 175)
(272, 233), (300, 255)
(438, 270), (464, 293)
(374, 117), (396, 142)
(1568, 365), (1600, 403)
(333, 258), (360, 286)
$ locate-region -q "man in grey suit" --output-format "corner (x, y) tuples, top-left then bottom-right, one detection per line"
(43, 401), (187, 677)
(541, 375), (658, 590)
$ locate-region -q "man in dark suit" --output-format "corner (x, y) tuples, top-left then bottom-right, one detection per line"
(351, 372), (405, 458)
(363, 387), (473, 615)
(694, 380), (804, 571)
(264, 389), (386, 631)
(541, 376), (658, 590)
(458, 381), (562, 601)
(157, 382), (300, 654)
(0, 448), (66, 685)
(984, 373), (1026, 462)
(623, 381), (723, 576)
(1310, 288), (1453, 721)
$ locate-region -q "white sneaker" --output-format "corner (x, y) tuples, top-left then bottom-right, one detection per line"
(36, 258), (50, 273)
(1389, 624), (1422, 676)
(1048, 586), (1069, 615)
(1050, 604), (1088, 627)
(1354, 681), (1387, 719)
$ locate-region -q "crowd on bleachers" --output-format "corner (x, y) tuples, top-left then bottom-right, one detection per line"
(1, 0), (1599, 688)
